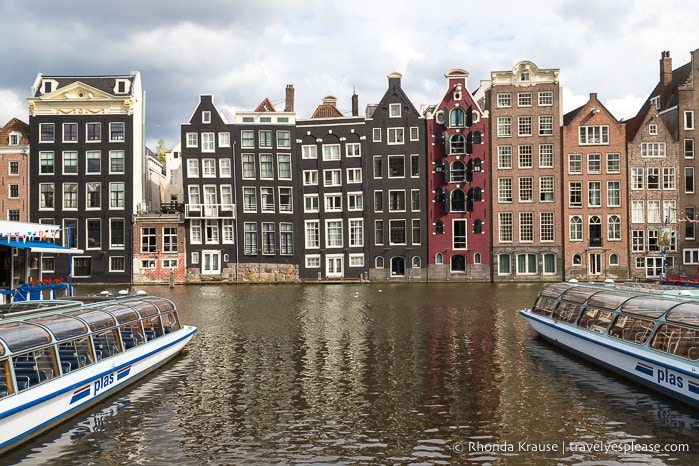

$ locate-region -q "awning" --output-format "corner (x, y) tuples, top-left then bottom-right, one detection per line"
(0, 239), (83, 254)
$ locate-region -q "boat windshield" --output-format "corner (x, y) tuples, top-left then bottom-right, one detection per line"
(0, 322), (52, 352)
(621, 296), (676, 318)
(28, 314), (89, 341)
(665, 302), (699, 325)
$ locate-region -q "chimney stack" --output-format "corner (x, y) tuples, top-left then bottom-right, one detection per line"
(284, 84), (294, 112)
(660, 51), (673, 109)
(352, 91), (359, 117)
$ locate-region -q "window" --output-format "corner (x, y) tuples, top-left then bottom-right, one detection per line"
(498, 254), (511, 274)
(579, 126), (609, 144)
(325, 194), (342, 211)
(499, 213), (513, 242)
(519, 212), (533, 242)
(518, 116), (532, 136)
(389, 190), (405, 211)
(40, 183), (54, 209)
(201, 159), (216, 178)
(9, 161), (19, 175)
(40, 123), (54, 142)
(568, 154), (582, 174)
(539, 145), (553, 168)
(280, 223), (293, 254)
(388, 128), (404, 144)
(389, 103), (401, 117)
(570, 216), (583, 240)
(374, 191), (383, 212)
(9, 184), (19, 199)
(541, 212), (554, 242)
(686, 167), (695, 193)
(86, 123), (101, 142)
(63, 183), (78, 209)
(412, 219), (421, 245)
(518, 92), (532, 107)
(277, 154), (291, 179)
(388, 155), (405, 177)
(241, 130), (254, 148)
(306, 255), (321, 268)
(141, 227), (157, 253)
(326, 220), (343, 247)
(498, 178), (512, 203)
(242, 154), (255, 179)
(587, 153), (601, 173)
(663, 167), (676, 190)
(261, 187), (274, 212)
(538, 91), (553, 106)
(187, 159), (199, 178)
(86, 151), (101, 174)
(685, 110), (694, 130)
(588, 181), (601, 207)
(411, 190), (420, 211)
(40, 151), (54, 174)
(205, 220), (219, 243)
(497, 93), (511, 107)
(323, 169), (341, 186)
(641, 143), (666, 157)
(349, 219), (364, 247)
(87, 219), (101, 249)
(63, 219), (77, 248)
(219, 158), (231, 177)
(569, 181), (582, 207)
(632, 201), (644, 223)
(649, 124), (658, 135)
(190, 220), (202, 244)
(303, 170), (318, 186)
(162, 259), (177, 269)
(519, 177), (533, 202)
(497, 117), (512, 137)
(305, 220), (320, 248)
(411, 154), (420, 177)
(540, 177), (554, 202)
(244, 223), (258, 254)
(449, 108), (465, 127)
(302, 145), (317, 159)
(648, 201), (661, 223)
(86, 182), (101, 209)
(410, 127), (419, 141)
(63, 123), (78, 142)
(632, 230), (645, 252)
(373, 128), (382, 142)
(109, 122), (125, 142)
(322, 144), (341, 160)
(389, 220), (406, 245)
(243, 187), (257, 212)
(453, 219), (467, 249)
(272, 130), (290, 148)
(73, 258), (92, 278)
(608, 215), (621, 240)
(631, 167), (644, 190)
(279, 187), (294, 212)
(685, 139), (695, 159)
(607, 181), (620, 206)
(607, 153), (620, 173)
(647, 167), (660, 189)
(539, 115), (554, 136)
(518, 145), (533, 168)
(110, 182), (125, 208)
(261, 223), (275, 254)
(186, 132), (198, 147)
(110, 218), (125, 248)
(259, 130), (272, 148)
(110, 151), (125, 173)
(346, 143), (361, 157)
(219, 132), (231, 147)
(348, 193), (363, 211)
(259, 154), (274, 179)
(304, 194), (319, 212)
(497, 146), (512, 169)
(517, 254), (537, 274)
(202, 133), (215, 152)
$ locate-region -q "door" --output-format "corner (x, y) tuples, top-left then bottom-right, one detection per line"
(326, 255), (343, 279)
(391, 257), (405, 276)
(202, 250), (221, 275)
(204, 185), (217, 217)
(589, 253), (602, 275)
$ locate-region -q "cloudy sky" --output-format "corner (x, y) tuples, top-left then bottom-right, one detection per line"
(1, 0), (698, 148)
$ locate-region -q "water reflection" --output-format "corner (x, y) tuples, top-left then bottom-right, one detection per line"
(7, 283), (699, 465)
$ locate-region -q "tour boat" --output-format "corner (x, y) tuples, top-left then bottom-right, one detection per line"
(0, 294), (197, 454)
(520, 281), (699, 409)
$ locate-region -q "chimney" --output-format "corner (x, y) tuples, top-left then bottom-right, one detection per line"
(352, 91), (359, 117)
(284, 84), (294, 112)
(660, 51), (673, 109)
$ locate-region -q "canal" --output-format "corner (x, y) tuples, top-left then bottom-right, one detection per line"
(6, 283), (699, 464)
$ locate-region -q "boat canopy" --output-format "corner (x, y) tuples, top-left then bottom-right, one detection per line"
(666, 302), (699, 325)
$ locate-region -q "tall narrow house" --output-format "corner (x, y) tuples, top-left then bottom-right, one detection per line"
(425, 69), (490, 281)
(27, 72), (145, 283)
(488, 61), (563, 281)
(0, 118), (30, 223)
(562, 93), (628, 280)
(365, 72), (427, 281)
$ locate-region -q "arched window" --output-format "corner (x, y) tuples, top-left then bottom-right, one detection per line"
(589, 216), (602, 247)
(450, 160), (466, 183)
(376, 256), (384, 268)
(451, 189), (466, 212)
(474, 219), (483, 234)
(474, 252), (481, 264)
(473, 158), (482, 172)
(436, 220), (444, 234)
(570, 216), (583, 241)
(412, 256), (421, 268)
(450, 107), (465, 127)
(609, 253), (619, 266)
(608, 215), (621, 240)
(436, 253), (443, 264)
(451, 254), (466, 272)
(450, 134), (465, 154)
(573, 254), (582, 265)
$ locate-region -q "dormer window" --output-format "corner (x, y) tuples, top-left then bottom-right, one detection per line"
(650, 96), (660, 109)
(43, 81), (52, 93)
(41, 79), (59, 94)
(202, 111), (211, 123)
(9, 132), (21, 145)
(520, 72), (530, 81)
(114, 79), (130, 94)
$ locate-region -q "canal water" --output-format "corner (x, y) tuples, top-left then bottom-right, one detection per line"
(6, 283), (699, 465)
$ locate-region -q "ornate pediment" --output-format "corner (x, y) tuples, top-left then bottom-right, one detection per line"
(39, 81), (115, 101)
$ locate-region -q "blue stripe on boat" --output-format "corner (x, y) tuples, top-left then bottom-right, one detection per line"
(689, 380), (699, 394)
(116, 366), (131, 380)
(69, 384), (91, 404)
(635, 362), (654, 377)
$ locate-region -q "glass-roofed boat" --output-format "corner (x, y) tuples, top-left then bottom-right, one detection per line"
(520, 281), (699, 409)
(0, 294), (197, 454)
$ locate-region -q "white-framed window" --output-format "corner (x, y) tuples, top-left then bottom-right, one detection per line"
(243, 187), (257, 212)
(631, 200), (644, 223)
(588, 181), (601, 207)
(498, 178), (512, 203)
(497, 117), (512, 137)
(305, 255), (321, 267)
(305, 220), (320, 249)
(497, 145), (512, 169)
(349, 219), (364, 247)
(63, 183), (78, 209)
(685, 110), (694, 130)
(277, 130), (291, 148)
(260, 187), (275, 212)
(568, 154), (582, 174)
(322, 144), (341, 161)
(570, 215), (583, 241)
(190, 220), (202, 244)
(389, 190), (406, 211)
(242, 154), (255, 179)
(278, 154), (291, 179)
(219, 158), (231, 177)
(541, 212), (555, 242)
(218, 132), (231, 147)
(497, 93), (512, 107)
(607, 181), (621, 206)
(579, 126), (609, 145)
(539, 115), (554, 136)
(499, 212), (513, 242)
(518, 145), (533, 168)
(538, 91), (553, 106)
(86, 122), (101, 142)
(347, 168), (362, 183)
(303, 170), (318, 186)
(326, 220), (343, 248)
(518, 92), (532, 107)
(608, 215), (621, 240)
(187, 159), (199, 178)
(63, 151), (78, 174)
(304, 194), (319, 213)
(40, 151), (55, 174)
(685, 139), (695, 159)
(62, 123), (78, 142)
(664, 167), (676, 190)
(347, 192), (363, 211)
(346, 143), (361, 157)
(540, 177), (554, 202)
(410, 127), (419, 141)
(518, 116), (532, 136)
(323, 169), (341, 186)
(539, 144), (554, 168)
(588, 153), (601, 173)
(388, 128), (404, 144)
(186, 132), (198, 147)
(259, 154), (274, 179)
(519, 177), (533, 202)
(109, 122), (125, 142)
(324, 193), (342, 212)
(388, 155), (405, 178)
(202, 111), (211, 123)
(241, 130), (254, 148)
(302, 145), (318, 159)
(109, 150), (125, 174)
(202, 133), (215, 152)
(202, 159), (216, 177)
(372, 128), (381, 142)
(389, 103), (401, 117)
(519, 212), (534, 242)
(349, 254), (365, 267)
(39, 123), (55, 143)
(641, 142), (666, 157)
(259, 130), (273, 148)
(109, 182), (125, 208)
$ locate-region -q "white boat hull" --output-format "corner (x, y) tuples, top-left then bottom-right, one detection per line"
(520, 310), (699, 408)
(0, 325), (197, 454)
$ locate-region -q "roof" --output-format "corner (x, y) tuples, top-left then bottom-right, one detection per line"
(254, 98), (277, 112)
(31, 73), (138, 98)
(0, 118), (30, 144)
(311, 96), (344, 118)
(637, 60), (692, 115)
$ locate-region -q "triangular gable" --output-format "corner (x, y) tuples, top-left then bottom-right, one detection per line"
(254, 98), (277, 112)
(38, 81), (116, 101)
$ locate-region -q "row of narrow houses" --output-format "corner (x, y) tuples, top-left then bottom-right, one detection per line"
(1, 48), (698, 287)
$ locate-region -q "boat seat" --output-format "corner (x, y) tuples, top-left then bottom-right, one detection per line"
(0, 383), (8, 397)
(689, 347), (699, 361)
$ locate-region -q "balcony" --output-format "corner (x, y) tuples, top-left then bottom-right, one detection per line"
(185, 203), (236, 219)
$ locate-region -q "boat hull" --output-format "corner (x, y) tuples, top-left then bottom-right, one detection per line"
(0, 325), (197, 454)
(520, 310), (699, 409)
